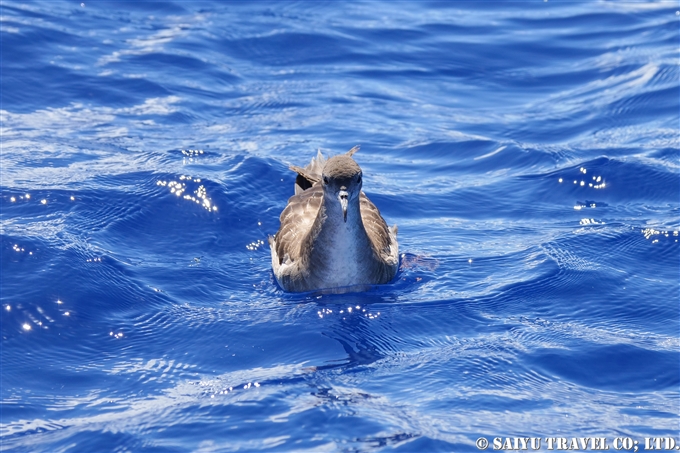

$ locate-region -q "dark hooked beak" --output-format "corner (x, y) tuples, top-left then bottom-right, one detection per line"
(339, 189), (349, 222)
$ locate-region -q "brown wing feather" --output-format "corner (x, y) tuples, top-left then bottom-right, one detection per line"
(291, 150), (327, 195)
(346, 145), (360, 157)
(275, 184), (323, 264)
(360, 192), (393, 256)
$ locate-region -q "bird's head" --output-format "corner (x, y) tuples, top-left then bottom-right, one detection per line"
(321, 155), (363, 222)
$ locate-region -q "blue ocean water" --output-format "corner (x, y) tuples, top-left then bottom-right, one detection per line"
(1, 1), (679, 451)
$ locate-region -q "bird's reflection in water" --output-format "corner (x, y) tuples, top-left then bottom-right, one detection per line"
(296, 303), (420, 450)
(305, 292), (399, 374)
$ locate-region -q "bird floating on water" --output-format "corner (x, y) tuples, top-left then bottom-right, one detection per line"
(269, 146), (399, 293)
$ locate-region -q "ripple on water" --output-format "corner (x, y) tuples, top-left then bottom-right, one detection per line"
(2, 1), (679, 451)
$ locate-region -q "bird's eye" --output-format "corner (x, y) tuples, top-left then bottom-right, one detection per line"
(323, 176), (329, 185)
(357, 175), (362, 184)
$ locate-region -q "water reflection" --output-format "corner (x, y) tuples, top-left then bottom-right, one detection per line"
(156, 175), (218, 212)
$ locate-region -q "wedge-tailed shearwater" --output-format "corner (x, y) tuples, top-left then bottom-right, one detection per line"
(269, 146), (399, 293)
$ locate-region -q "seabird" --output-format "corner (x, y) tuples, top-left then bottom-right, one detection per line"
(269, 146), (399, 293)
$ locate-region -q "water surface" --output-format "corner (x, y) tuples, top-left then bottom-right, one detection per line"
(1, 1), (679, 451)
